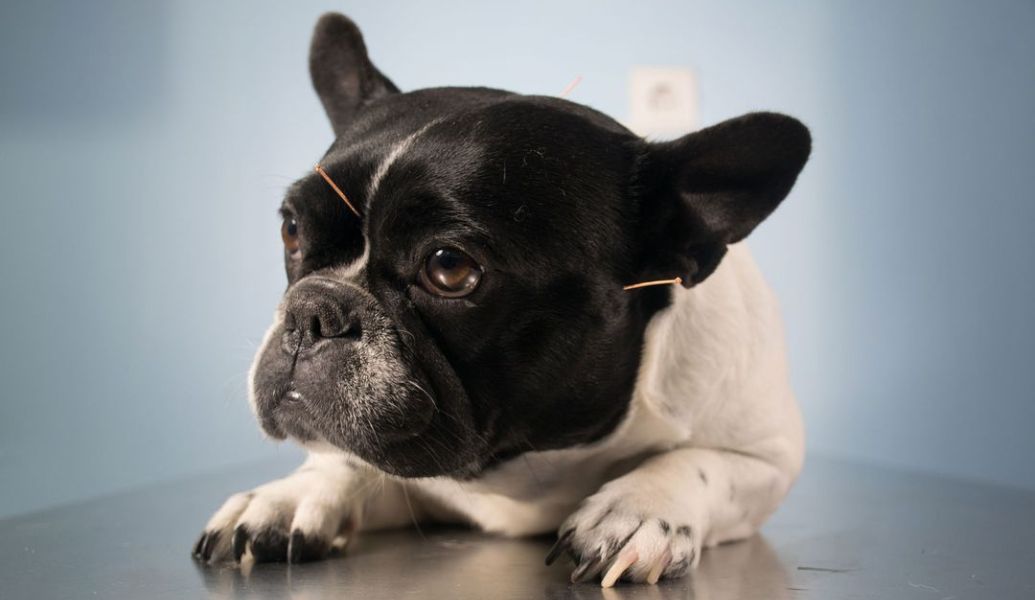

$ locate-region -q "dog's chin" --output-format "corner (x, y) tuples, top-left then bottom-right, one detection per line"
(349, 430), (485, 479)
(259, 399), (321, 442)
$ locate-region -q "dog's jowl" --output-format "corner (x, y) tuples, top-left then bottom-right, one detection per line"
(193, 13), (810, 586)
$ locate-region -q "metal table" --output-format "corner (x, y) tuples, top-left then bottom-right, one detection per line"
(2, 455), (1033, 599)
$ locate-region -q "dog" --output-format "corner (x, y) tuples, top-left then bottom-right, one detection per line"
(193, 13), (809, 587)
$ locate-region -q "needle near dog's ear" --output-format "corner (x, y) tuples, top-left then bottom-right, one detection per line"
(622, 277), (683, 291)
(314, 164), (362, 218)
(559, 75), (582, 98)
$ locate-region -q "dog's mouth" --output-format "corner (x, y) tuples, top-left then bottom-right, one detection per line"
(259, 388), (321, 443)
(262, 381), (436, 445)
(252, 350), (486, 478)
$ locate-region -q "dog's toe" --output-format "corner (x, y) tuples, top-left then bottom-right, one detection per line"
(195, 471), (354, 565)
(246, 526), (290, 563)
(554, 490), (702, 586)
(288, 530), (330, 563)
(191, 530), (222, 563)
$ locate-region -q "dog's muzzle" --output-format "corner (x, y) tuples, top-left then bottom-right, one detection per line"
(256, 275), (436, 447)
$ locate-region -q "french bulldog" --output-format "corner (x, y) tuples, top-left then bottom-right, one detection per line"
(193, 13), (809, 587)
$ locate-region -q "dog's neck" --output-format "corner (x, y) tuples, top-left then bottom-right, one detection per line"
(633, 243), (774, 436)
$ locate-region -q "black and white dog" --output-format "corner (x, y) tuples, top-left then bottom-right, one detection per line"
(194, 13), (809, 587)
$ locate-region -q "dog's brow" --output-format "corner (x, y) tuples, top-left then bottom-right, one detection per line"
(314, 164), (362, 218)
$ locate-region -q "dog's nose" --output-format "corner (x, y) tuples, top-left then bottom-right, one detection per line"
(281, 277), (360, 354)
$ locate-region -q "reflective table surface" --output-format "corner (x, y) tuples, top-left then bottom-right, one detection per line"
(2, 455), (1033, 599)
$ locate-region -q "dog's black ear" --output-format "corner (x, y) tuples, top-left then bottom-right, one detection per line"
(637, 112), (811, 287)
(309, 13), (399, 137)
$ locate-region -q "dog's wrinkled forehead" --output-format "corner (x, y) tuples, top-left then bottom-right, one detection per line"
(308, 93), (640, 276)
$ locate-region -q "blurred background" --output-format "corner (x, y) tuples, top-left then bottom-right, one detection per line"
(1, 0), (1033, 519)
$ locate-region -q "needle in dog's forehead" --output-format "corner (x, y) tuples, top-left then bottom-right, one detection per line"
(314, 164), (362, 219)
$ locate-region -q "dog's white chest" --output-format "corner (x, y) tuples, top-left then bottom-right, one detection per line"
(414, 396), (686, 536)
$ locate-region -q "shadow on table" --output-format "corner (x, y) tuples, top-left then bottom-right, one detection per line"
(194, 528), (792, 600)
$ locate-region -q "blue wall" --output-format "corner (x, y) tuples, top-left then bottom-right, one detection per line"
(1, 0), (1033, 518)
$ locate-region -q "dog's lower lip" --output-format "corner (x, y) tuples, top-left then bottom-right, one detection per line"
(260, 414), (287, 440)
(270, 402), (320, 442)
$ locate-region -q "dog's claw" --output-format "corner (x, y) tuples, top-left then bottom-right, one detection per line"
(646, 549), (672, 584)
(288, 530), (303, 564)
(200, 531), (220, 562)
(192, 532), (206, 559)
(545, 529), (574, 566)
(288, 529), (328, 564)
(601, 550), (639, 588)
(232, 526), (249, 563)
(571, 556), (606, 583)
(250, 528), (290, 563)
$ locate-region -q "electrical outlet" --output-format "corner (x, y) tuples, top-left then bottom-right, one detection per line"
(628, 66), (697, 138)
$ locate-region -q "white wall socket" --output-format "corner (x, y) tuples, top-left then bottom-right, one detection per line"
(628, 66), (698, 139)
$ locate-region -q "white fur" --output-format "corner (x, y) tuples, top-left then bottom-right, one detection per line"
(332, 243), (369, 280)
(210, 243), (804, 583)
(366, 123), (437, 204)
(246, 307), (282, 419)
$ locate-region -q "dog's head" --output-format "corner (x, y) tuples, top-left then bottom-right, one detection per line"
(249, 13), (810, 478)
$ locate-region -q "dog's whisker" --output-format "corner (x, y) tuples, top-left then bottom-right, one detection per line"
(400, 481), (427, 540)
(406, 380), (438, 411)
(521, 454), (547, 492)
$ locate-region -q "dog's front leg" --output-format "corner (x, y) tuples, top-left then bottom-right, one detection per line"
(552, 444), (799, 586)
(193, 451), (426, 564)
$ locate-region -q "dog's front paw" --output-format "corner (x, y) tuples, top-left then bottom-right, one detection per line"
(192, 464), (359, 565)
(547, 485), (703, 587)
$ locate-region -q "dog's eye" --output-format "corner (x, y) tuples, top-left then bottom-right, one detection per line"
(281, 217), (300, 255)
(420, 248), (482, 298)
